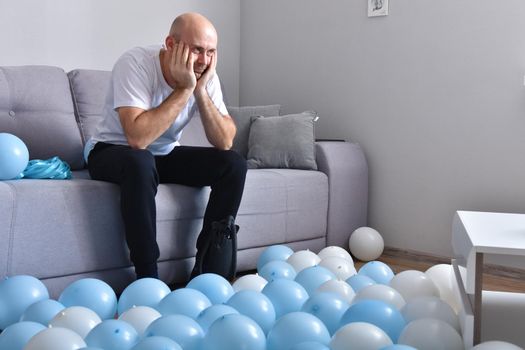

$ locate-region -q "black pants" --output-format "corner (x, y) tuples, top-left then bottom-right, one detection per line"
(87, 142), (247, 278)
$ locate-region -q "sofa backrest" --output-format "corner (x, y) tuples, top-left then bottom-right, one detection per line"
(0, 65), (213, 171)
(68, 68), (212, 150)
(0, 66), (85, 170)
(68, 69), (111, 146)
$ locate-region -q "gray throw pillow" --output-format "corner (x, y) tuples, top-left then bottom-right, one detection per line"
(247, 111), (318, 170)
(228, 105), (281, 158)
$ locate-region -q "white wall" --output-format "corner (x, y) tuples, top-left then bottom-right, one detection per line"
(0, 0), (240, 104)
(240, 1), (525, 261)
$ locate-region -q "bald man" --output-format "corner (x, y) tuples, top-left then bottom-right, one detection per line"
(84, 13), (247, 282)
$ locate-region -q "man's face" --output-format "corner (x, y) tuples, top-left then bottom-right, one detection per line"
(177, 27), (217, 79)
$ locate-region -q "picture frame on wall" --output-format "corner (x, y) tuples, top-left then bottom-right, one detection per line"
(368, 0), (389, 17)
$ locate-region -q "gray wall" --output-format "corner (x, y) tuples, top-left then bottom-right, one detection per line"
(240, 0), (525, 260)
(0, 0), (240, 105)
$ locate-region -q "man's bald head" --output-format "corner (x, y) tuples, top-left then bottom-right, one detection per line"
(169, 12), (217, 43)
(163, 12), (218, 81)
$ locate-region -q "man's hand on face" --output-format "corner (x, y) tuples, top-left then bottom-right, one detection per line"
(195, 51), (217, 96)
(169, 42), (197, 91)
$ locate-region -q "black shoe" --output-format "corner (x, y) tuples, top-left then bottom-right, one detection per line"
(190, 216), (239, 281)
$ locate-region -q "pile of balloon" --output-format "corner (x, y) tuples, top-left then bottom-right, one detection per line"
(0, 227), (522, 350)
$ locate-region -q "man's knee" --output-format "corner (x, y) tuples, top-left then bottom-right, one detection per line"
(122, 149), (159, 185)
(222, 150), (247, 177)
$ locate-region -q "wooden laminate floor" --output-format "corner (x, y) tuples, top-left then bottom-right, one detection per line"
(360, 249), (525, 294)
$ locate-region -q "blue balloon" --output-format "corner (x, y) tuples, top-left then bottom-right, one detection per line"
(20, 299), (65, 325)
(0, 321), (45, 350)
(0, 133), (29, 180)
(117, 278), (170, 315)
(226, 290), (276, 334)
(290, 341), (331, 350)
(144, 315), (204, 350)
(301, 292), (350, 335)
(259, 260), (297, 282)
(85, 319), (139, 350)
(358, 261), (395, 285)
(186, 273), (234, 305)
(157, 288), (211, 319)
(262, 279), (309, 319)
(59, 278), (117, 320)
(340, 299), (406, 342)
(131, 336), (182, 350)
(346, 274), (376, 292)
(257, 245), (294, 271)
(294, 266), (336, 295)
(200, 313), (266, 350)
(267, 312), (330, 350)
(196, 304), (239, 332)
(0, 275), (49, 329)
(380, 345), (418, 350)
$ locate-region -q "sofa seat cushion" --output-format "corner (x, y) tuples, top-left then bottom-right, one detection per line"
(2, 168), (328, 279)
(2, 175), (128, 278)
(155, 168), (329, 259)
(235, 169), (328, 247)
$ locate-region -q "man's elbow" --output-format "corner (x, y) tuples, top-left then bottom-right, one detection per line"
(215, 140), (233, 151)
(127, 136), (148, 150)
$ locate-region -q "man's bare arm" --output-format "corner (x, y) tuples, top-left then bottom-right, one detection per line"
(194, 52), (236, 150)
(119, 88), (193, 149)
(119, 42), (196, 149)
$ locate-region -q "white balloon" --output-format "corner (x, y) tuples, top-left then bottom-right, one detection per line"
(330, 322), (393, 350)
(319, 256), (357, 280)
(49, 306), (101, 338)
(389, 270), (440, 302)
(425, 264), (460, 313)
(232, 274), (268, 293)
(399, 318), (463, 350)
(286, 250), (321, 273)
(318, 246), (354, 264)
(24, 327), (86, 350)
(471, 340), (524, 350)
(401, 296), (460, 332)
(354, 284), (406, 310)
(316, 279), (356, 304)
(118, 306), (161, 337)
(348, 227), (384, 261)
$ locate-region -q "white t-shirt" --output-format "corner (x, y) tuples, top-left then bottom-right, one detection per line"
(84, 44), (228, 162)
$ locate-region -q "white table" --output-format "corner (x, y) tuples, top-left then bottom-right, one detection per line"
(451, 210), (525, 348)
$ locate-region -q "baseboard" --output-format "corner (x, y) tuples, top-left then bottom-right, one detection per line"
(383, 247), (525, 280)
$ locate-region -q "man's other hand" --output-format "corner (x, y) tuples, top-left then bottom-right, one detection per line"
(169, 42), (197, 91)
(195, 51), (217, 96)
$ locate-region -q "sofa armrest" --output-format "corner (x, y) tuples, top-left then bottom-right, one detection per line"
(315, 141), (368, 248)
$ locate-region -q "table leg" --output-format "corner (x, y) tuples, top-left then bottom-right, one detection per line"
(472, 252), (484, 345)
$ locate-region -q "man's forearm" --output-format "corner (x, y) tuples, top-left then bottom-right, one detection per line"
(122, 87), (193, 149)
(195, 89), (236, 150)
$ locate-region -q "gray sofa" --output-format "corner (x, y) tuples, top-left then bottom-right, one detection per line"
(0, 66), (368, 297)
